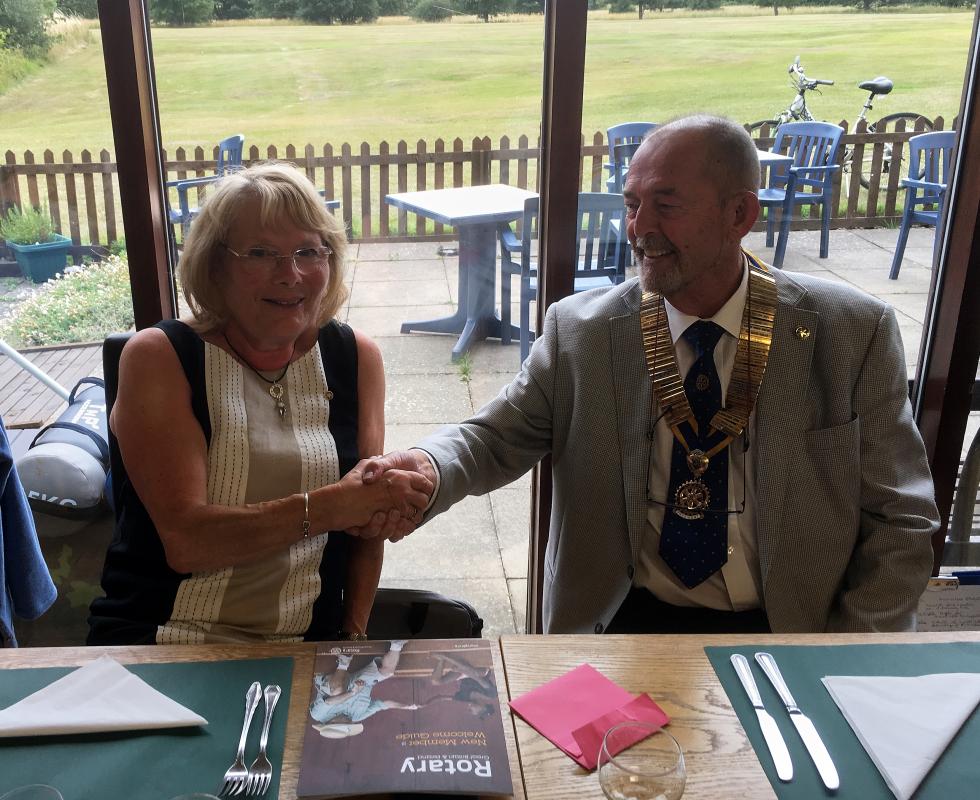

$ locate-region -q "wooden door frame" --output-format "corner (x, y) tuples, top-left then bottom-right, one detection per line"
(98, 0), (175, 328)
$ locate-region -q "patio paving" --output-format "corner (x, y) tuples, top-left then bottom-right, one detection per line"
(342, 225), (938, 638)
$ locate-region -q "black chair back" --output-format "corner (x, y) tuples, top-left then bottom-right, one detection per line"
(102, 332), (135, 518)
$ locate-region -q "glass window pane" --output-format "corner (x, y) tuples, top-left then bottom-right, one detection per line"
(584, 6), (971, 375)
(0, 9), (130, 419)
(946, 407), (980, 570)
(0, 7), (131, 646)
(581, 6), (977, 589)
(151, 7), (545, 636)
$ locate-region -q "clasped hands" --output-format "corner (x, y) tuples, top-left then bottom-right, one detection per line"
(345, 450), (436, 541)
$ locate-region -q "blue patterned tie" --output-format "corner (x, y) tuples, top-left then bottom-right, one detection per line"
(658, 320), (729, 588)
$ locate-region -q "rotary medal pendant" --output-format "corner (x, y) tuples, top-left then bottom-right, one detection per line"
(674, 449), (711, 520)
(269, 382), (286, 418)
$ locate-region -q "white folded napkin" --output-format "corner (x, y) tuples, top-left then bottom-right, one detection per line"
(0, 655), (208, 737)
(822, 673), (980, 800)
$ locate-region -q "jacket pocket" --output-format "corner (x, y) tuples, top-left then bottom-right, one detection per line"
(804, 415), (859, 453)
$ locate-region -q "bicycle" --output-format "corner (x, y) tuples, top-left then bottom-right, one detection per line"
(747, 55), (833, 132)
(748, 56), (934, 189)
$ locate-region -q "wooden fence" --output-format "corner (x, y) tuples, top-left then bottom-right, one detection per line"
(0, 118), (954, 256)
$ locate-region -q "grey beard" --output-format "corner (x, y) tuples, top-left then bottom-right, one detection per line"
(640, 262), (686, 295)
(635, 235), (684, 295)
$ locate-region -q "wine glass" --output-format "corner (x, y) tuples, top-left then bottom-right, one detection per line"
(0, 787), (64, 800)
(166, 795), (221, 800)
(597, 721), (686, 800)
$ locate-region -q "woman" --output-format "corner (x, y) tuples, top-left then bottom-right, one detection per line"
(88, 162), (430, 645)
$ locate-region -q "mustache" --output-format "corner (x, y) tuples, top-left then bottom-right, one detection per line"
(633, 235), (669, 253)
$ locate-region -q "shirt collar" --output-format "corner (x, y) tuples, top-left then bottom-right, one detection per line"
(664, 256), (748, 345)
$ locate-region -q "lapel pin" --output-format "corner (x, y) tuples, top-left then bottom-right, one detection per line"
(794, 326), (811, 341)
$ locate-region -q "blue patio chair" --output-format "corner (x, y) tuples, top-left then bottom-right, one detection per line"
(758, 121), (844, 268)
(606, 122), (657, 192)
(167, 133), (246, 246)
(215, 133), (245, 176)
(889, 130), (956, 280)
(610, 140), (643, 194)
(498, 192), (627, 362)
(317, 189), (341, 213)
(607, 141), (640, 273)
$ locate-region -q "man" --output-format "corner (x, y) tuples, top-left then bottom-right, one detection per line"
(309, 640), (419, 725)
(367, 114), (937, 634)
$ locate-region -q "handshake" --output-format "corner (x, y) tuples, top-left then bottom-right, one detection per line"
(345, 450), (437, 542)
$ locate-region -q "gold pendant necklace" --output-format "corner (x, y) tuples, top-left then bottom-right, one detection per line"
(640, 250), (777, 518)
(223, 334), (291, 419)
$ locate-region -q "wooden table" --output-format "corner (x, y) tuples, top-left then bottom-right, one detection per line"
(0, 642), (525, 800)
(385, 185), (536, 362)
(499, 632), (980, 799)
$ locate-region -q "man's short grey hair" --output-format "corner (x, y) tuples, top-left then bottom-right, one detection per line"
(649, 114), (761, 196)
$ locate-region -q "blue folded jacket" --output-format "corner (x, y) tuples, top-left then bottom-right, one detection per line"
(0, 416), (57, 646)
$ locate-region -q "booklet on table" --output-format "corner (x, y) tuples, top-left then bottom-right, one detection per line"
(296, 638), (513, 798)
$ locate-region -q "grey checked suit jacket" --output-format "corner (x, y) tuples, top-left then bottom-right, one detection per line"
(419, 268), (938, 633)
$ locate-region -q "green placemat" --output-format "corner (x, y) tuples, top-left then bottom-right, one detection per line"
(0, 656), (294, 800)
(705, 642), (980, 799)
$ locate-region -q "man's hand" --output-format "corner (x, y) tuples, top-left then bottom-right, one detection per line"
(361, 450), (436, 486)
(347, 508), (416, 541)
(339, 458), (433, 539)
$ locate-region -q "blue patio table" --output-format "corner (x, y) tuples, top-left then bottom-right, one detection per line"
(385, 184), (537, 362)
(757, 149), (794, 169)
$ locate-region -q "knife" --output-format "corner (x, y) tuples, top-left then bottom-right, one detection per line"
(755, 652), (840, 791)
(730, 654), (793, 782)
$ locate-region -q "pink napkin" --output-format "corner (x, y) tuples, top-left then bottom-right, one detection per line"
(571, 694), (670, 770)
(508, 663), (670, 769)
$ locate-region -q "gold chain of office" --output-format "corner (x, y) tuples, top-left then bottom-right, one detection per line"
(639, 251), (777, 516)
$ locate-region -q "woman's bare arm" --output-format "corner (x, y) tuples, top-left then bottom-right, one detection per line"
(112, 328), (430, 574)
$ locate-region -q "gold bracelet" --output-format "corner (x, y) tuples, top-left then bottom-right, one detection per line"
(338, 631), (368, 641)
(302, 491), (311, 539)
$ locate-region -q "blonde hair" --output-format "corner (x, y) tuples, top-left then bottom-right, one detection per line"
(178, 161), (348, 332)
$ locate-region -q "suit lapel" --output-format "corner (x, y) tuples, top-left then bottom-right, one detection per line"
(610, 282), (652, 564)
(755, 269), (819, 582)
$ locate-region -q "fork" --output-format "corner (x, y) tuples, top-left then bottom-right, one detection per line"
(219, 680), (262, 797)
(246, 684), (282, 796)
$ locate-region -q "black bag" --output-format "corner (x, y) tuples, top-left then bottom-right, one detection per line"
(367, 588), (483, 639)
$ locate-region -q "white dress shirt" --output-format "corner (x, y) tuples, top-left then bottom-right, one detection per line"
(636, 263), (763, 611)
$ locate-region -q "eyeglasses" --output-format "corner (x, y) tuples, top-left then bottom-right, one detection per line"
(221, 243), (332, 274)
(646, 434), (748, 517)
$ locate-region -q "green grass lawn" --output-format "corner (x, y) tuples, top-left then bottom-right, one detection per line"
(0, 10), (972, 155)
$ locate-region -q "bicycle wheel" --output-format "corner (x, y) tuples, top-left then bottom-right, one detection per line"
(746, 119), (781, 137)
(873, 112), (935, 133)
(858, 113), (935, 189)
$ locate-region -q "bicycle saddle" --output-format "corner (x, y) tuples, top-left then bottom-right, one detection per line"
(858, 77), (894, 95)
